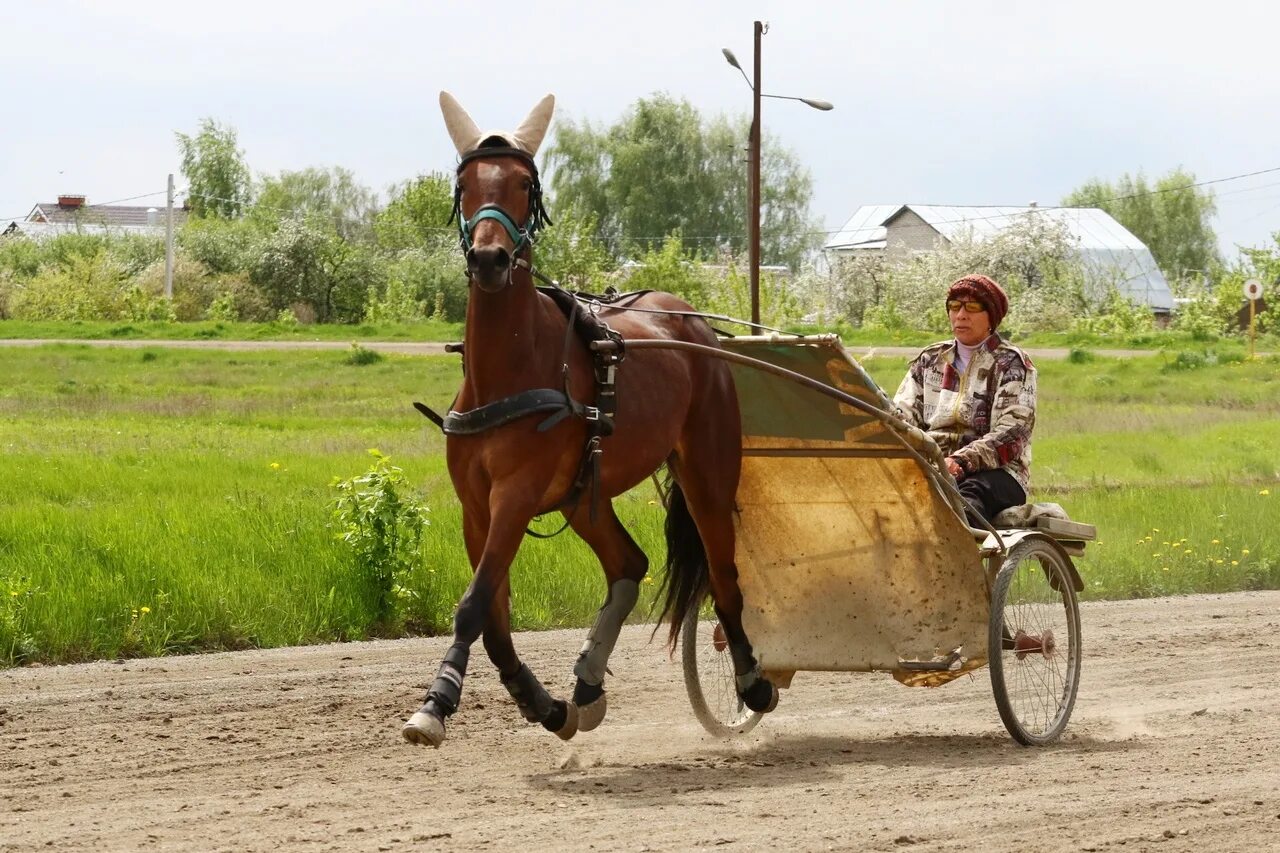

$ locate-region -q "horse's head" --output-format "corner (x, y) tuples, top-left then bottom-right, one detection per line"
(441, 92), (555, 293)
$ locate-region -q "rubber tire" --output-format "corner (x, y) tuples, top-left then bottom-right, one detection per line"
(989, 537), (1082, 746)
(681, 593), (762, 738)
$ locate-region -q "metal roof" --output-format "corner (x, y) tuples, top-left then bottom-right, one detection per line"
(824, 204), (1173, 311)
(2, 220), (165, 239)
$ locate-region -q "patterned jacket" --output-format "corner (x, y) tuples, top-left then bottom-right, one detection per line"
(891, 333), (1037, 492)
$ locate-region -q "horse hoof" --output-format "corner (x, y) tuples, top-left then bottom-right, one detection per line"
(743, 679), (779, 714)
(402, 711), (446, 747)
(577, 692), (607, 732)
(554, 700), (579, 741)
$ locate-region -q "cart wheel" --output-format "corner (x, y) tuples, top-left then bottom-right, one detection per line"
(681, 593), (762, 737)
(989, 537), (1082, 746)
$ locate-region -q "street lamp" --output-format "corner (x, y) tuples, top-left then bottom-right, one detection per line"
(724, 22), (832, 330)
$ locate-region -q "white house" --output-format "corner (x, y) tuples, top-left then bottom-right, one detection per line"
(824, 204), (1174, 313)
(2, 195), (185, 240)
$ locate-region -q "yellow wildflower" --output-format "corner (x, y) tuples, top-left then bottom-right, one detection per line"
(140, 606), (151, 614)
(270, 462), (281, 470)
(1260, 489), (1271, 496)
(1231, 560), (1239, 566)
(1216, 559), (1224, 565)
(1152, 553), (1162, 558)
(9, 590), (18, 597)
(1211, 539), (1220, 545)
(1242, 549), (1250, 555)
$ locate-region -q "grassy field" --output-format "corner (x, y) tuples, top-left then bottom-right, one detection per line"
(1, 344), (1277, 666)
(2, 317), (1275, 354)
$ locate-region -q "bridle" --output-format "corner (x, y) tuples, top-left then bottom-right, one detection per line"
(449, 146), (553, 263)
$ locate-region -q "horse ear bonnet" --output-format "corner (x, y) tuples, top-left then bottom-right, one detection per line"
(439, 92), (556, 157)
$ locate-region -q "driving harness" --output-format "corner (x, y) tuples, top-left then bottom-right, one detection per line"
(414, 285), (640, 535)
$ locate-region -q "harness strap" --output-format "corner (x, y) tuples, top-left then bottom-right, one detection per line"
(439, 388), (581, 436)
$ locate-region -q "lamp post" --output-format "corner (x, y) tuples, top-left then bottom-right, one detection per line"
(723, 21), (832, 330)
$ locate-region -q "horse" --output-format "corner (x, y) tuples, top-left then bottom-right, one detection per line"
(402, 92), (779, 748)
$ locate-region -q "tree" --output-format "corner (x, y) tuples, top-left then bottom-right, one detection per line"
(545, 93), (820, 271)
(373, 173), (455, 252)
(253, 218), (380, 323)
(255, 166), (379, 242)
(1062, 168), (1218, 281)
(175, 118), (253, 218)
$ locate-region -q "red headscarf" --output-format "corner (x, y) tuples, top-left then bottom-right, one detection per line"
(947, 274), (1008, 329)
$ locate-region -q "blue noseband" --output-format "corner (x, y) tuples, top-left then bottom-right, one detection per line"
(460, 204), (532, 254)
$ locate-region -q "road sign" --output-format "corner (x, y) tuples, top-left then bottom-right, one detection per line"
(1244, 278), (1263, 300)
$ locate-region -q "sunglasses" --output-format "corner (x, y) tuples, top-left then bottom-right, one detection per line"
(946, 299), (987, 314)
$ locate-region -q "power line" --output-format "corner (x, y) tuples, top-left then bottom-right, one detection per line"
(0, 189), (169, 224)
(8, 163), (1279, 246)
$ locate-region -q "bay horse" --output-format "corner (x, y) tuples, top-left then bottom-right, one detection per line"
(402, 92), (778, 748)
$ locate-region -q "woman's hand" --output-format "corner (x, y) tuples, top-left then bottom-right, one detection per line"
(945, 457), (964, 479)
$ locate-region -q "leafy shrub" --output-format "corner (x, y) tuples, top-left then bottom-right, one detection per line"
(10, 250), (170, 321)
(344, 342), (384, 365)
(1072, 288), (1155, 337)
(330, 450), (430, 625)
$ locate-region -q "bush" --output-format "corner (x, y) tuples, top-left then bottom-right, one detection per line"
(252, 217), (380, 323)
(344, 342), (384, 365)
(1072, 288), (1155, 337)
(330, 450), (430, 626)
(9, 250), (172, 322)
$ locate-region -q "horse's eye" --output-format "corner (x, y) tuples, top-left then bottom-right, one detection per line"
(522, 179), (532, 192)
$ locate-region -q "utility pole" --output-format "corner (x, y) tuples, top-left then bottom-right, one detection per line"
(749, 20), (763, 331)
(164, 173), (175, 300)
(724, 22), (829, 331)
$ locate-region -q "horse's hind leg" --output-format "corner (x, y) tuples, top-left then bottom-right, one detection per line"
(669, 460), (779, 716)
(565, 500), (649, 732)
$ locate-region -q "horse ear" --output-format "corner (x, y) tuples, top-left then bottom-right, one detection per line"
(439, 91), (482, 155)
(512, 94), (555, 156)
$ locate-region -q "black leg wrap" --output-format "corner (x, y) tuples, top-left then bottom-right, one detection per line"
(542, 699), (569, 733)
(572, 677), (604, 707)
(424, 643), (470, 718)
(500, 663), (556, 724)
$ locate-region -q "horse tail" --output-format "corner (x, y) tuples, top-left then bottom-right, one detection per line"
(656, 481), (708, 650)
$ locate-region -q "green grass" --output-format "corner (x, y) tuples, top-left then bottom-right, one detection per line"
(1, 345), (1277, 666)
(3, 316), (1275, 354)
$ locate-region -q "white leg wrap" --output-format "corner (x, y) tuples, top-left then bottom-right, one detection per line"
(573, 579), (639, 685)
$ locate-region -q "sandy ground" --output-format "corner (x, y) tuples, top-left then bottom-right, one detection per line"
(2, 592), (1278, 853)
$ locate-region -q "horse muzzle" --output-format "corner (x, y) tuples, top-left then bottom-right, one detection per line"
(467, 244), (513, 292)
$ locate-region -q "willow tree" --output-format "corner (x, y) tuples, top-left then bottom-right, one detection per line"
(545, 93), (820, 271)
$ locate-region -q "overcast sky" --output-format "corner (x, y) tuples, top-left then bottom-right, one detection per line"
(4, 1), (1279, 259)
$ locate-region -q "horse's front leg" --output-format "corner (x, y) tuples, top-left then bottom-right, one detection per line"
(565, 501), (649, 732)
(402, 499), (532, 748)
(482, 575), (578, 739)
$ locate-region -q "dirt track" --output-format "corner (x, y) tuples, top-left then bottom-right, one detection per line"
(3, 592), (1278, 852)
